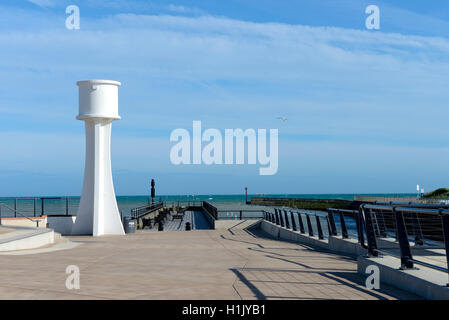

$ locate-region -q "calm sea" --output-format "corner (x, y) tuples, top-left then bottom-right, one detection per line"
(0, 193), (415, 218)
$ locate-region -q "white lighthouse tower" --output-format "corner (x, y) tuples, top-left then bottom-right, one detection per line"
(72, 80), (125, 236)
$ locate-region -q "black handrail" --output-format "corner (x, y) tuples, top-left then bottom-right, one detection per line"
(131, 202), (163, 219)
(361, 203), (449, 277)
(0, 203), (40, 227)
(202, 201), (218, 220)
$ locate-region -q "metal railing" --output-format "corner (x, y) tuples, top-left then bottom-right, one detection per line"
(218, 209), (264, 220)
(262, 207), (368, 244)
(0, 197), (78, 217)
(202, 201), (218, 220)
(327, 208), (365, 244)
(360, 203), (449, 281)
(165, 201), (203, 208)
(263, 208), (330, 240)
(130, 202), (163, 219)
(0, 203), (41, 227)
(262, 203), (449, 284)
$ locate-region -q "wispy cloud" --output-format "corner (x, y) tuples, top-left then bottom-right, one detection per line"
(167, 4), (203, 15)
(27, 0), (55, 8)
(0, 7), (448, 194)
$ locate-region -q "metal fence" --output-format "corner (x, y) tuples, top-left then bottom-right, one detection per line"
(217, 209), (264, 220)
(261, 203), (449, 283)
(263, 208), (330, 240)
(360, 203), (449, 279)
(130, 202), (163, 219)
(0, 202), (41, 227)
(0, 197), (78, 217)
(202, 201), (218, 220)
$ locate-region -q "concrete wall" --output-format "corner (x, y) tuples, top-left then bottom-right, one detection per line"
(329, 237), (367, 257)
(0, 230), (54, 252)
(214, 219), (260, 230)
(260, 220), (369, 257)
(358, 255), (449, 300)
(260, 220), (329, 249)
(0, 217), (46, 228)
(46, 216), (76, 235)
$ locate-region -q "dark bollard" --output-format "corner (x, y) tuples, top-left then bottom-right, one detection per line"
(158, 222), (164, 231)
(185, 222), (191, 231)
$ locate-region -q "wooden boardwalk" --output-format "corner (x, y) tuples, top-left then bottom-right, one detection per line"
(0, 224), (418, 299)
(141, 210), (212, 232)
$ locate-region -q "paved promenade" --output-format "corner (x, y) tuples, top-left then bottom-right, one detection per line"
(0, 226), (418, 299)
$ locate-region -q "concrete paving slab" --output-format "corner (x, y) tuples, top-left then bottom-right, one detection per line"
(0, 227), (419, 300)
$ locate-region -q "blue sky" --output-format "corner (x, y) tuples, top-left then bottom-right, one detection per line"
(0, 0), (448, 196)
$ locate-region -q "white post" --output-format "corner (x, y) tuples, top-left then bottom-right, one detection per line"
(72, 80), (125, 236)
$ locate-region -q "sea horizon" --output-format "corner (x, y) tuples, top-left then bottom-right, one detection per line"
(0, 193), (417, 218)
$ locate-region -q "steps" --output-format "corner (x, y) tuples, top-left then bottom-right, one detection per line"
(0, 226), (55, 252)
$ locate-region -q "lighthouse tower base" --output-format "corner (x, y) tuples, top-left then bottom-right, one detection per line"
(71, 119), (125, 236)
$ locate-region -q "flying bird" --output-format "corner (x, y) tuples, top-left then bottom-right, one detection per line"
(276, 117), (288, 122)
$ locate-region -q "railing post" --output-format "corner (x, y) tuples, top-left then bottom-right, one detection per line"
(394, 208), (414, 269)
(355, 210), (365, 245)
(240, 210), (242, 220)
(279, 209), (285, 227)
(440, 212), (449, 286)
(412, 212), (424, 245)
(306, 213), (314, 237)
(66, 197), (69, 216)
(290, 211), (297, 231)
(316, 215), (324, 240)
(327, 211), (338, 236)
(284, 210), (290, 229)
(326, 216), (332, 236)
(41, 198), (44, 216)
(34, 198), (37, 217)
(339, 212), (348, 239)
(14, 198), (17, 218)
(275, 209), (280, 225)
(362, 206), (379, 257)
(297, 212), (305, 234)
